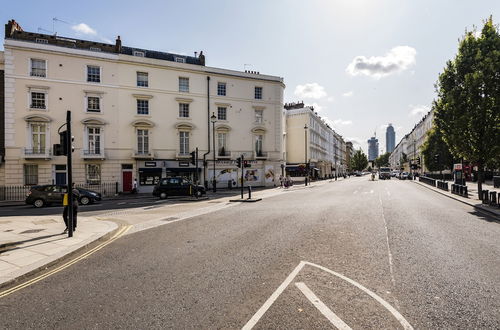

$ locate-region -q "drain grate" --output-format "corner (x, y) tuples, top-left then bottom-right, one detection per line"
(162, 217), (179, 222)
(20, 229), (45, 234)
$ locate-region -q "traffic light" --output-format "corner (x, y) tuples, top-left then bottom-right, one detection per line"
(53, 130), (74, 156)
(417, 157), (421, 165)
(434, 154), (440, 162)
(243, 160), (251, 168)
(190, 151), (196, 165)
(236, 157), (242, 168)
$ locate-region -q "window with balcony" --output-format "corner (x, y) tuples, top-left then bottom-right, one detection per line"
(137, 129), (149, 154)
(179, 77), (189, 92)
(137, 72), (148, 87)
(254, 86), (263, 99)
(87, 96), (101, 113)
(179, 131), (189, 155)
(87, 65), (101, 83)
(218, 132), (227, 156)
(255, 134), (263, 156)
(255, 109), (263, 124)
(30, 123), (46, 155)
(217, 82), (226, 96)
(30, 92), (46, 109)
(86, 164), (101, 184)
(30, 59), (46, 77)
(179, 103), (189, 118)
(217, 106), (227, 120)
(86, 127), (101, 155)
(137, 99), (149, 115)
(24, 164), (38, 185)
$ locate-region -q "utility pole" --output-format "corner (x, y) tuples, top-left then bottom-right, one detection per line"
(66, 111), (74, 237)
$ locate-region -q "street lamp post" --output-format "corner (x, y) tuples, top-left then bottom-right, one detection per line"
(304, 124), (308, 186)
(210, 112), (217, 192)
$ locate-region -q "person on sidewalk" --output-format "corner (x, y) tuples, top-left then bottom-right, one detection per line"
(63, 184), (80, 234)
(132, 178), (138, 194)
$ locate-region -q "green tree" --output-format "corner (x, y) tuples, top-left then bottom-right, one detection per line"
(351, 149), (368, 171)
(434, 17), (500, 196)
(421, 127), (454, 172)
(374, 152), (390, 168)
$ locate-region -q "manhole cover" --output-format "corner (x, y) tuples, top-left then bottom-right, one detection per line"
(20, 229), (45, 234)
(162, 217), (179, 222)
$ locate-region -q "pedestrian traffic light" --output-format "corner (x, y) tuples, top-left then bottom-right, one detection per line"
(236, 157), (242, 168)
(190, 151), (196, 165)
(54, 130), (75, 156)
(243, 160), (251, 168)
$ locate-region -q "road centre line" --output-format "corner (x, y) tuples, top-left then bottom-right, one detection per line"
(295, 282), (352, 330)
(0, 225), (132, 299)
(242, 261), (413, 330)
(378, 195), (397, 288)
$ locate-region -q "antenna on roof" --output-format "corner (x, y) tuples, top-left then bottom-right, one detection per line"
(52, 17), (71, 35)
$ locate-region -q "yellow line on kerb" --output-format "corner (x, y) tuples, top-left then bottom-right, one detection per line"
(0, 225), (132, 299)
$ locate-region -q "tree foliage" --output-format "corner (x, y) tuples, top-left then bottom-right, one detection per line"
(374, 152), (390, 168)
(434, 17), (500, 193)
(421, 128), (454, 172)
(351, 149), (368, 171)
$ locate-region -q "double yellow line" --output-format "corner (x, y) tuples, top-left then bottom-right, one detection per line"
(0, 225), (132, 299)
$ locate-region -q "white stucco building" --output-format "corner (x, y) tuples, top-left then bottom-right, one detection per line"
(0, 20), (285, 191)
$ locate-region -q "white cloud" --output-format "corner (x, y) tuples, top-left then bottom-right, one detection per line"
(347, 137), (362, 148)
(346, 46), (417, 79)
(71, 23), (97, 36)
(309, 102), (324, 113)
(342, 91), (353, 97)
(294, 83), (327, 99)
(409, 105), (430, 116)
(333, 119), (353, 126)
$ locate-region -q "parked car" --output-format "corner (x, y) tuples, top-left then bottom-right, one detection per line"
(391, 170), (399, 177)
(152, 177), (206, 199)
(399, 172), (409, 180)
(25, 185), (102, 208)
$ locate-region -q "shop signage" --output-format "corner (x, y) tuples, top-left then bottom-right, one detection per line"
(145, 161), (157, 167)
(178, 161), (190, 167)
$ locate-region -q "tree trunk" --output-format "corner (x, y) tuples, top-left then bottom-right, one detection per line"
(477, 163), (483, 200)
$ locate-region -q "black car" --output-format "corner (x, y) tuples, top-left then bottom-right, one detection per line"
(25, 185), (102, 208)
(152, 177), (206, 199)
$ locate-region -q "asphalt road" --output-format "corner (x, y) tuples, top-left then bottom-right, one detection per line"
(1, 177), (499, 329)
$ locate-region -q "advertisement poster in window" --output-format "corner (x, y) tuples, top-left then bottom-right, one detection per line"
(264, 165), (275, 183)
(207, 169), (237, 183)
(244, 169), (262, 182)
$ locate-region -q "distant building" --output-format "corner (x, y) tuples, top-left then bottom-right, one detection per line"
(367, 136), (379, 161)
(386, 124), (395, 153)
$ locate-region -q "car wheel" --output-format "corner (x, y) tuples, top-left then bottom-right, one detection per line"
(160, 192), (167, 199)
(33, 199), (45, 208)
(80, 196), (90, 205)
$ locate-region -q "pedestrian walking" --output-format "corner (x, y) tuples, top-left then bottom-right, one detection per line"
(279, 175), (284, 188)
(132, 178), (138, 194)
(63, 184), (80, 234)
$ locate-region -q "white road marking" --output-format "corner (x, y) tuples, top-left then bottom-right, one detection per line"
(295, 282), (352, 330)
(242, 261), (306, 330)
(378, 195), (396, 288)
(117, 202), (126, 205)
(243, 261), (413, 330)
(303, 262), (413, 330)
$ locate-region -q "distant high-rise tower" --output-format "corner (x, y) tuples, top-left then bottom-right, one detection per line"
(367, 136), (379, 161)
(386, 124), (395, 153)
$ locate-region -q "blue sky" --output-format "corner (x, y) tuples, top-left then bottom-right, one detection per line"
(2, 0), (499, 153)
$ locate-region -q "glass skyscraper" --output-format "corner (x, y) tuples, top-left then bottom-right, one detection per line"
(386, 124), (395, 153)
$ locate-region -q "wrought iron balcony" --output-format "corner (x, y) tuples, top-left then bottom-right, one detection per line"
(82, 149), (105, 159)
(133, 150), (155, 159)
(24, 148), (51, 159)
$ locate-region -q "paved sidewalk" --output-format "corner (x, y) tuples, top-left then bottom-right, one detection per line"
(413, 180), (500, 218)
(0, 215), (117, 288)
(0, 178), (346, 290)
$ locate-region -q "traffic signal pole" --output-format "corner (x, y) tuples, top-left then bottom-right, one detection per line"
(241, 154), (244, 199)
(66, 111), (74, 237)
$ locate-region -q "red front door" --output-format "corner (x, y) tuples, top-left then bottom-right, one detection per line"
(122, 171), (132, 192)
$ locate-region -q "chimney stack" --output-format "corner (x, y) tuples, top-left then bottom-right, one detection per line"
(115, 35), (122, 53)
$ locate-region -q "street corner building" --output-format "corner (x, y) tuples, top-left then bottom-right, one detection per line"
(0, 19), (285, 193)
